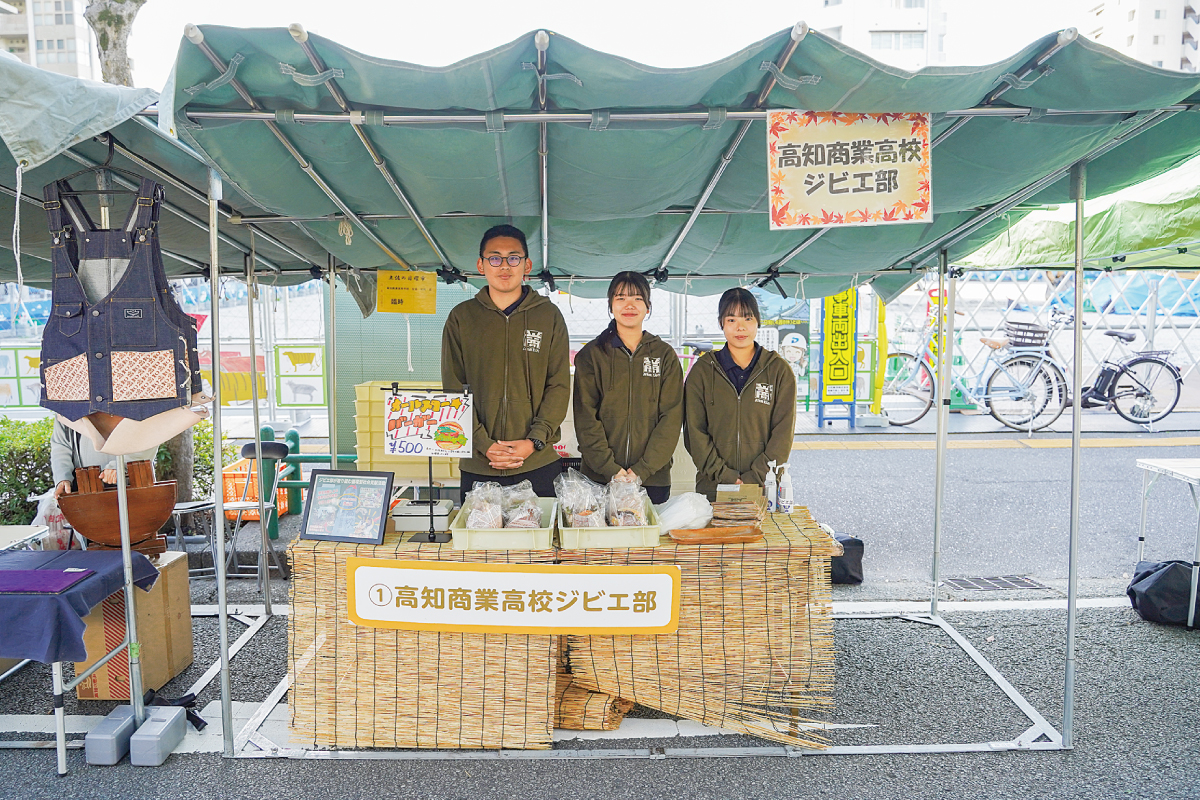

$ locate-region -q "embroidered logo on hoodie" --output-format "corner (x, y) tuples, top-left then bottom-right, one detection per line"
(754, 383), (774, 405)
(643, 357), (661, 377)
(523, 329), (543, 353)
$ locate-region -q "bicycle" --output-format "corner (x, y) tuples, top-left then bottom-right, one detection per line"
(882, 311), (1069, 430)
(1072, 315), (1182, 424)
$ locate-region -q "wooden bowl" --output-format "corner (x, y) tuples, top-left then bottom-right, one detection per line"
(59, 482), (178, 545)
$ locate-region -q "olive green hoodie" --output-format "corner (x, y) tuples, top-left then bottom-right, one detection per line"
(441, 287), (569, 476)
(683, 347), (797, 499)
(573, 324), (684, 487)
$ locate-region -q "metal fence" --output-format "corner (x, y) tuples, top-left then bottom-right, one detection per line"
(885, 269), (1200, 386)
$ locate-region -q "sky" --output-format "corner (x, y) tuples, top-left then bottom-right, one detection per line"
(126, 0), (1093, 92)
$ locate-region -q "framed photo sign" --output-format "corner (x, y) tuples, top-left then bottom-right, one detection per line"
(299, 469), (394, 545)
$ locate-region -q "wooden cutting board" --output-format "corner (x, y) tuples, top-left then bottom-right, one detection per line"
(667, 526), (763, 545)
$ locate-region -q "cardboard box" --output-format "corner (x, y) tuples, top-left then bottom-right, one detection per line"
(75, 551), (193, 701)
(716, 484), (764, 502)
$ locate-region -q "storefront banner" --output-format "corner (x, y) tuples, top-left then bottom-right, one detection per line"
(767, 110), (931, 230)
(384, 391), (473, 458)
(347, 559), (681, 634)
(821, 288), (858, 402)
(376, 270), (437, 314)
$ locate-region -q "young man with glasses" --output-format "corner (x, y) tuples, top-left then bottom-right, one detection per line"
(441, 225), (569, 497)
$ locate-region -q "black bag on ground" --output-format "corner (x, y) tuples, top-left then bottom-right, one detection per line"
(1127, 560), (1200, 626)
(831, 533), (864, 585)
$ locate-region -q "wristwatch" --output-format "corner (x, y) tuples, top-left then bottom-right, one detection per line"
(530, 438), (545, 451)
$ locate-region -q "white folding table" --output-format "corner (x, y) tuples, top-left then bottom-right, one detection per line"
(1135, 458), (1200, 627)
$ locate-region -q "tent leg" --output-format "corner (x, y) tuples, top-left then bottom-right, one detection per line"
(930, 250), (954, 615)
(1064, 162), (1086, 750)
(114, 454), (145, 726)
(209, 169), (235, 758)
(245, 253), (272, 616)
(326, 257), (338, 469)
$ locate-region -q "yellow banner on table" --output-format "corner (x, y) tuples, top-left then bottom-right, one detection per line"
(376, 270), (437, 314)
(767, 111), (931, 230)
(347, 558), (681, 635)
(821, 287), (857, 402)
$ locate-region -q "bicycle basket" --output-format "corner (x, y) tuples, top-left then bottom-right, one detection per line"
(1003, 321), (1050, 349)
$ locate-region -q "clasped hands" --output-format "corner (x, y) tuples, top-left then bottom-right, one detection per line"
(486, 439), (535, 470)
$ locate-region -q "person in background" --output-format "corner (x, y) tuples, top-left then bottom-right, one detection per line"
(684, 287), (796, 500)
(441, 224), (570, 497)
(573, 271), (684, 504)
(51, 418), (158, 498)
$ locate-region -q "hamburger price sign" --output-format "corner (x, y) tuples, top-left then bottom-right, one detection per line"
(383, 391), (473, 459)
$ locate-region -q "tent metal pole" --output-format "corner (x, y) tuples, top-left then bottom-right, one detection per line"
(166, 104), (1190, 126)
(183, 25), (409, 268)
(326, 257), (338, 469)
(1063, 161), (1086, 750)
(888, 106), (1183, 273)
(658, 21), (808, 271)
(58, 148), (287, 274)
(113, 454), (145, 725)
(103, 137), (318, 269)
(931, 251), (953, 616)
(208, 168), (235, 758)
(980, 28), (1078, 107)
(288, 24), (451, 271)
(536, 31), (551, 274)
(245, 252), (272, 616)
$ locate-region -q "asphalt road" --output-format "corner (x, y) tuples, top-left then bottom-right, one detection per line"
(3, 431), (1200, 799)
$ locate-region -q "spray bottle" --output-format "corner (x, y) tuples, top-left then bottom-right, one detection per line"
(777, 463), (794, 513)
(764, 460), (778, 512)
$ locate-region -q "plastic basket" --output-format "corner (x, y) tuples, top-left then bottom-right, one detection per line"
(558, 497), (662, 549)
(450, 497), (557, 551)
(1003, 321), (1050, 349)
(222, 458), (289, 521)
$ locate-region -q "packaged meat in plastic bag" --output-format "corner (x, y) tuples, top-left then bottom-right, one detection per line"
(463, 481), (503, 529)
(553, 468), (606, 528)
(502, 480), (542, 529)
(606, 475), (649, 527)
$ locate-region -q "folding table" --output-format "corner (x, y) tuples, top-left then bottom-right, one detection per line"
(1135, 458), (1200, 627)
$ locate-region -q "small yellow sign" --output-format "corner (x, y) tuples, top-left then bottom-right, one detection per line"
(821, 287), (858, 402)
(376, 270), (437, 314)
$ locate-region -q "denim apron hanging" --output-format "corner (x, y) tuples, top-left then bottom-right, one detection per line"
(39, 178), (206, 432)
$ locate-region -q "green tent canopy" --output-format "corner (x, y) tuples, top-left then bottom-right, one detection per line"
(0, 52), (327, 286)
(6, 25), (1200, 302)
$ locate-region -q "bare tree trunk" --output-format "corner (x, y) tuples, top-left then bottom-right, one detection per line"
(164, 427), (194, 502)
(84, 0), (148, 87)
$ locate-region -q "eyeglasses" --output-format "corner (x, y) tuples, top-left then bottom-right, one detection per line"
(484, 255), (527, 267)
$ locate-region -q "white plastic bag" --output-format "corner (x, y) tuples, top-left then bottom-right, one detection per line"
(28, 488), (72, 550)
(654, 492), (713, 532)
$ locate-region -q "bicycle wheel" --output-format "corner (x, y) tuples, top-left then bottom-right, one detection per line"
(1035, 360), (1070, 430)
(986, 355), (1056, 430)
(1111, 356), (1181, 424)
(881, 352), (934, 426)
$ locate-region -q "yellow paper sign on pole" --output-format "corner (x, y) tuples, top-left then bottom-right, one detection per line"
(376, 270), (437, 314)
(821, 287), (858, 402)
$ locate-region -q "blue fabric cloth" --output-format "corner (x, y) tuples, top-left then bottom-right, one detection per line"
(0, 550), (158, 663)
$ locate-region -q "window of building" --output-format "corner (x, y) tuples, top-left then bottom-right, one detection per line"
(1153, 59), (1164, 66)
(1128, 9), (1136, 20)
(824, 0), (842, 6)
(1127, 34), (1135, 46)
(1154, 35), (1161, 44)
(938, 33), (945, 51)
(871, 31), (926, 50)
(821, 26), (843, 41)
(895, 0), (926, 7)
(1155, 9), (1165, 18)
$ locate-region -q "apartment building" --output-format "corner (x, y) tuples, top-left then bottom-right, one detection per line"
(1085, 0), (1198, 71)
(807, 0), (950, 71)
(0, 0), (97, 79)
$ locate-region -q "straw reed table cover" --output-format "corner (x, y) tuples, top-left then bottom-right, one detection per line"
(288, 537), (559, 750)
(557, 509), (841, 749)
(288, 509), (839, 750)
